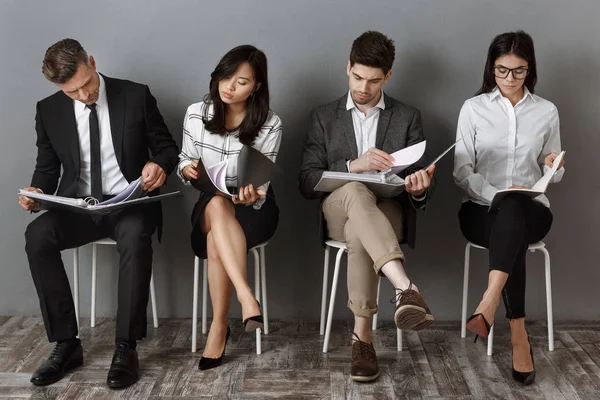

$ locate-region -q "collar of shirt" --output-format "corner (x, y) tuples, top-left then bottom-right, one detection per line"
(74, 72), (107, 113)
(346, 90), (386, 115)
(488, 85), (536, 104)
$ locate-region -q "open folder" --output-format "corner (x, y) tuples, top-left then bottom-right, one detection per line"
(190, 145), (283, 195)
(19, 177), (181, 215)
(314, 139), (459, 198)
(488, 151), (565, 211)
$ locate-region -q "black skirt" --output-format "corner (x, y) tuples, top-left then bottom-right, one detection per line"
(190, 186), (279, 259)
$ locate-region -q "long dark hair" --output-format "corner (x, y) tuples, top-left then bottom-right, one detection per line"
(476, 31), (537, 95)
(203, 45), (270, 145)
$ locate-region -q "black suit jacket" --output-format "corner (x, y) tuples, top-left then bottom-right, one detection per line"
(299, 93), (434, 249)
(30, 74), (179, 223)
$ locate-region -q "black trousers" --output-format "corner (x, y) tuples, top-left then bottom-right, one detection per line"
(458, 194), (553, 319)
(25, 205), (157, 342)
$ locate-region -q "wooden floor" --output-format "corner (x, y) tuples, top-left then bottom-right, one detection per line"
(1, 317), (600, 399)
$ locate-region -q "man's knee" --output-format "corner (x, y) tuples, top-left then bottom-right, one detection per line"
(25, 217), (55, 255)
(498, 193), (528, 215)
(114, 215), (154, 251)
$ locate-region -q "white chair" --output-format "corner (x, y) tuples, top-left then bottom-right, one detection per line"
(460, 241), (554, 356)
(321, 240), (403, 353)
(191, 242), (268, 355)
(72, 238), (158, 330)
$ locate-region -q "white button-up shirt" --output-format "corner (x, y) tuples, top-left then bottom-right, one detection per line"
(73, 73), (128, 197)
(345, 90), (385, 172)
(453, 87), (564, 208)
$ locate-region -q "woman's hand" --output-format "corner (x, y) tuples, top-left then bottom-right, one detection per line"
(544, 152), (565, 169)
(232, 184), (266, 205)
(182, 160), (199, 180)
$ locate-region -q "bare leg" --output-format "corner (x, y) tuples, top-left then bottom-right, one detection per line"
(202, 196), (260, 323)
(473, 270), (508, 324)
(353, 315), (373, 343)
(202, 231), (233, 358)
(510, 318), (534, 372)
(381, 260), (419, 293)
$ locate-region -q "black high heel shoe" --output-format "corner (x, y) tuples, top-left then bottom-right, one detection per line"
(198, 327), (231, 371)
(242, 300), (264, 332)
(512, 334), (535, 385)
(466, 313), (493, 343)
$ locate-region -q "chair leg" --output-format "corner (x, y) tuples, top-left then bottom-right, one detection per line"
(395, 287), (403, 351)
(192, 257), (200, 353)
(461, 243), (472, 338)
(320, 246), (331, 336)
(91, 243), (97, 328)
(150, 270), (158, 328)
(372, 277), (381, 331)
(252, 249), (262, 355)
(202, 260), (208, 335)
(323, 248), (344, 353)
(487, 324), (494, 356)
(73, 248), (80, 332)
(540, 247), (554, 351)
(260, 246), (269, 335)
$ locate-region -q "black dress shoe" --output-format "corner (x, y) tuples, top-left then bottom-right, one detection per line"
(242, 300), (264, 332)
(199, 327), (231, 371)
(106, 343), (139, 389)
(30, 338), (83, 386)
(512, 334), (535, 385)
(466, 313), (493, 343)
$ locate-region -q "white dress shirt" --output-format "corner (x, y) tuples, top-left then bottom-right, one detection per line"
(453, 87), (564, 208)
(177, 101), (283, 209)
(345, 90), (385, 172)
(74, 73), (128, 197)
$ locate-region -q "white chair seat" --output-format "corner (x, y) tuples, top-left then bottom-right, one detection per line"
(191, 242), (269, 355)
(72, 238), (158, 330)
(321, 240), (403, 353)
(460, 241), (554, 355)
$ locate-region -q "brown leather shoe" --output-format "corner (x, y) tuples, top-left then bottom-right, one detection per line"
(350, 333), (380, 382)
(392, 284), (435, 331)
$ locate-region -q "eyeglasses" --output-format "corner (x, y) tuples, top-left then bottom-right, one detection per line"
(494, 66), (529, 80)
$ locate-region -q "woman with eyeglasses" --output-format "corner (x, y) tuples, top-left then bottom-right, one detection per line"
(453, 31), (565, 385)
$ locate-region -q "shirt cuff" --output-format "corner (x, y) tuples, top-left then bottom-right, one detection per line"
(346, 160), (352, 172)
(177, 159), (193, 185)
(410, 192), (427, 202)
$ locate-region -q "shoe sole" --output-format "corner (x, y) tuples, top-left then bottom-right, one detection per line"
(466, 315), (491, 338)
(107, 375), (139, 389)
(394, 305), (435, 331)
(350, 370), (380, 382)
(30, 357), (83, 386)
(244, 320), (264, 332)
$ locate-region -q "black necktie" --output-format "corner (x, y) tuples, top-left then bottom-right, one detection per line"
(87, 103), (102, 200)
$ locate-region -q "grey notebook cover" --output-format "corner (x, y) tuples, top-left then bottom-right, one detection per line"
(237, 145), (283, 188)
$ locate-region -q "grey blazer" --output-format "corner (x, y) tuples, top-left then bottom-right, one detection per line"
(298, 93), (433, 248)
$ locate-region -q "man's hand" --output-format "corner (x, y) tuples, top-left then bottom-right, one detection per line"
(405, 165), (435, 197)
(18, 187), (42, 211)
(509, 185), (527, 189)
(142, 162), (166, 191)
(545, 152), (565, 169)
(232, 184), (266, 205)
(182, 160), (199, 180)
(349, 148), (394, 173)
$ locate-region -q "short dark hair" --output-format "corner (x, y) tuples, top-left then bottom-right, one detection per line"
(477, 30), (538, 95)
(203, 45), (270, 146)
(42, 38), (89, 83)
(349, 31), (395, 74)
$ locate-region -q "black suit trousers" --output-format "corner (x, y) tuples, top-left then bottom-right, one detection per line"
(25, 205), (157, 342)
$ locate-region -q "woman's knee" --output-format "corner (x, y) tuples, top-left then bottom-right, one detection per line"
(205, 196), (234, 217)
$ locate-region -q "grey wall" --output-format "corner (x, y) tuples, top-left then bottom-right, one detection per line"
(1, 0), (599, 323)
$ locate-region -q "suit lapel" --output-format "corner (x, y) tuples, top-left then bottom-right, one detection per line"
(375, 95), (392, 149)
(104, 75), (125, 167)
(56, 93), (81, 173)
(337, 96), (358, 159)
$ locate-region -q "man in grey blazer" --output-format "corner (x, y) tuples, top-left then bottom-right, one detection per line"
(299, 31), (436, 382)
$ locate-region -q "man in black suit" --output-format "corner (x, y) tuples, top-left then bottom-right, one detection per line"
(18, 39), (178, 389)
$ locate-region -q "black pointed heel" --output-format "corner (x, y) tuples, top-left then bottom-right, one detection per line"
(242, 300), (264, 332)
(512, 334), (535, 385)
(466, 313), (493, 343)
(198, 327), (231, 371)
